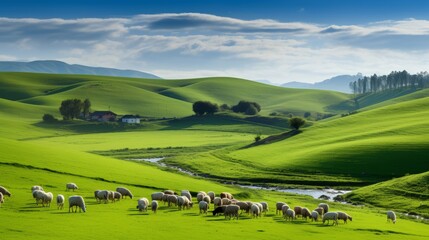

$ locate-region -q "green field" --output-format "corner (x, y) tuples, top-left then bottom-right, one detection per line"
(1, 72), (428, 239)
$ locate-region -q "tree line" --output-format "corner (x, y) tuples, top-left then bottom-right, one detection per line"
(192, 100), (261, 116)
(349, 70), (429, 94)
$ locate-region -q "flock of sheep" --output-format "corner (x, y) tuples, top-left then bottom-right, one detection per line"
(0, 185), (397, 225)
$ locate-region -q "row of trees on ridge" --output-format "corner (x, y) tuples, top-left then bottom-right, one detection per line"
(192, 100), (261, 116)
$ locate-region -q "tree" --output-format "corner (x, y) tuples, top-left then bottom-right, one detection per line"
(59, 99), (83, 120)
(304, 112), (311, 118)
(42, 114), (57, 122)
(220, 104), (230, 111)
(289, 117), (306, 130)
(231, 100), (261, 115)
(83, 98), (91, 118)
(192, 101), (219, 115)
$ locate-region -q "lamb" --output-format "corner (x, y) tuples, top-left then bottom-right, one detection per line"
(113, 191), (122, 201)
(250, 204), (261, 218)
(197, 192), (206, 202)
(31, 185), (43, 192)
(208, 191), (215, 201)
(42, 192), (53, 207)
(136, 198), (149, 212)
(164, 190), (175, 195)
(202, 195), (211, 204)
(337, 211), (352, 223)
(318, 203), (329, 213)
(151, 200), (159, 213)
(69, 195), (86, 213)
(224, 205), (240, 220)
(96, 190), (109, 204)
(322, 212), (338, 225)
(260, 202), (269, 215)
(220, 192), (233, 199)
(294, 206), (303, 217)
(151, 192), (165, 201)
(116, 187), (133, 199)
(276, 202), (287, 215)
(387, 211), (396, 224)
(167, 195), (178, 207)
(282, 205), (290, 219)
(285, 209), (295, 221)
(0, 186), (11, 197)
(311, 211), (319, 222)
(213, 197), (222, 208)
(212, 206), (227, 216)
(199, 201), (209, 214)
(181, 191), (192, 202)
(0, 192), (3, 207)
(221, 198), (232, 205)
(236, 201), (250, 214)
(314, 207), (324, 216)
(66, 183), (78, 191)
(301, 207), (312, 220)
(57, 194), (65, 210)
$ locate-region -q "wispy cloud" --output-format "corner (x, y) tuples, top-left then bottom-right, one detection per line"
(1, 13), (429, 83)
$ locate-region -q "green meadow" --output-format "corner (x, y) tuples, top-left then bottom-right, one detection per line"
(0, 72), (428, 239)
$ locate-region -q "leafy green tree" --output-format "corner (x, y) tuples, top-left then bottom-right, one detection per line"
(59, 99), (83, 120)
(192, 101), (219, 115)
(231, 100), (261, 115)
(42, 114), (57, 122)
(83, 98), (91, 118)
(289, 117), (306, 130)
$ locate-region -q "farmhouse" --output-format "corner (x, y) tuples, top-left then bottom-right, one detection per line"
(90, 111), (117, 122)
(120, 115), (141, 124)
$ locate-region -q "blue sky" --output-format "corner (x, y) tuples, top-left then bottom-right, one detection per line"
(1, 0), (429, 83)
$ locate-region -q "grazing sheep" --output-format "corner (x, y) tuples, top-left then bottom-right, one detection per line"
(250, 204), (261, 218)
(282, 205), (290, 219)
(221, 198), (232, 205)
(276, 202), (287, 215)
(208, 191), (215, 201)
(136, 198), (149, 212)
(113, 192), (122, 201)
(151, 192), (165, 201)
(116, 187), (133, 199)
(260, 202), (269, 215)
(96, 190), (109, 204)
(198, 191), (207, 196)
(42, 192), (53, 207)
(107, 191), (115, 203)
(202, 195), (211, 204)
(69, 195), (86, 213)
(164, 190), (175, 195)
(318, 203), (329, 213)
(197, 192), (206, 202)
(224, 205), (240, 220)
(33, 190), (46, 206)
(181, 191), (192, 202)
(236, 201), (250, 214)
(0, 192), (3, 207)
(285, 209), (295, 221)
(31, 185), (44, 192)
(0, 186), (11, 197)
(212, 206), (227, 216)
(323, 212), (338, 226)
(57, 194), (65, 210)
(337, 211), (352, 223)
(220, 192), (233, 199)
(387, 211), (396, 224)
(213, 197), (222, 208)
(294, 206), (303, 217)
(311, 211), (319, 222)
(151, 200), (159, 213)
(167, 195), (178, 207)
(66, 183), (78, 191)
(177, 196), (191, 210)
(199, 201), (209, 214)
(314, 207), (324, 216)
(301, 207), (312, 220)
(162, 194), (169, 205)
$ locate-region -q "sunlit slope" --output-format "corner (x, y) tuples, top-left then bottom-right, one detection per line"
(229, 96), (429, 180)
(345, 171), (429, 216)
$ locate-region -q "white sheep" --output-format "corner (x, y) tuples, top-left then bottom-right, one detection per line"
(311, 210), (319, 222)
(69, 195), (86, 213)
(0, 186), (11, 197)
(224, 205), (240, 220)
(337, 211), (352, 223)
(199, 201), (209, 214)
(202, 195), (211, 204)
(301, 207), (312, 220)
(107, 191), (115, 203)
(42, 192), (53, 207)
(164, 190), (175, 195)
(96, 190), (109, 204)
(220, 192), (233, 199)
(250, 204), (261, 218)
(318, 203), (329, 213)
(197, 192), (206, 202)
(387, 211), (396, 224)
(260, 202), (269, 215)
(65, 183), (78, 191)
(31, 185), (43, 192)
(0, 192), (3, 207)
(323, 212), (338, 225)
(136, 198), (149, 212)
(276, 202), (287, 215)
(314, 207), (324, 216)
(151, 200), (159, 213)
(221, 198), (232, 206)
(151, 192), (165, 201)
(285, 209), (295, 221)
(33, 190), (46, 206)
(167, 195), (178, 207)
(282, 205), (290, 219)
(57, 194), (65, 210)
(177, 196), (190, 210)
(113, 191), (122, 201)
(162, 194), (169, 205)
(236, 201), (250, 214)
(181, 191), (192, 202)
(116, 187), (133, 199)
(208, 191), (215, 201)
(213, 197), (222, 208)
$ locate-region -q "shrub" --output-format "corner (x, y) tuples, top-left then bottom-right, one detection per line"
(192, 101), (219, 115)
(289, 117), (306, 130)
(231, 100), (261, 115)
(42, 114), (57, 123)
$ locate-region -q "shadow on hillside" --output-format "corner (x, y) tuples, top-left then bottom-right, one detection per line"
(242, 129), (301, 149)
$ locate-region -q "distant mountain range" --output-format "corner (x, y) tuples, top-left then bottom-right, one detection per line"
(281, 74), (363, 93)
(0, 60), (160, 79)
